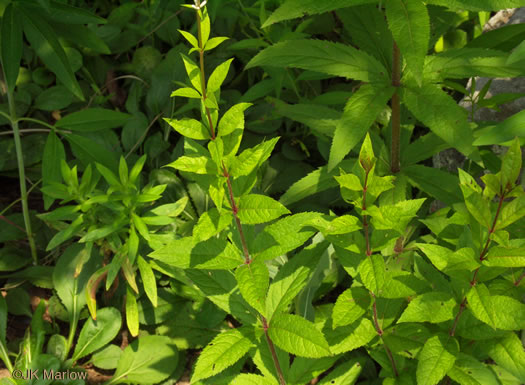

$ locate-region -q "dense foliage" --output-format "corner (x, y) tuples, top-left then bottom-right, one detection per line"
(1, 0), (525, 384)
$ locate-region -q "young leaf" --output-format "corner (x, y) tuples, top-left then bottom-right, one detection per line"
(55, 108), (131, 131)
(332, 287), (371, 328)
(246, 40), (389, 84)
(466, 284), (525, 330)
(205, 36), (229, 51)
(164, 118), (210, 140)
(367, 199), (426, 234)
(231, 137), (280, 177)
(398, 291), (457, 323)
(328, 84), (394, 171)
(500, 137), (522, 190)
(166, 155), (216, 175)
(1, 3), (23, 93)
(237, 194), (290, 225)
(178, 30), (198, 49)
(181, 54), (202, 91)
(72, 307), (122, 361)
(386, 0), (429, 81)
(112, 335), (178, 385)
(193, 208), (233, 242)
(218, 103), (252, 137)
(269, 314), (331, 358)
(137, 256), (157, 307)
(171, 87), (201, 98)
(235, 261), (269, 315)
(126, 286), (139, 337)
(208, 58), (234, 93)
(416, 334), (459, 385)
(191, 328), (254, 383)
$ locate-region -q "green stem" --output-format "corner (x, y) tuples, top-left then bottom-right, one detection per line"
(65, 280), (79, 357)
(0, 341), (14, 373)
(390, 42), (401, 174)
(7, 90), (38, 263)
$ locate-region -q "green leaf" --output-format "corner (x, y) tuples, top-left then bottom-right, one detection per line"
(52, 23), (110, 54)
(246, 40), (389, 84)
(65, 133), (119, 172)
(112, 335), (178, 384)
(483, 246), (525, 267)
(358, 254), (385, 295)
(218, 103), (252, 137)
(27, 0), (106, 24)
(458, 169), (492, 228)
(262, 0), (377, 27)
(318, 359), (362, 385)
(304, 215), (361, 236)
(417, 334), (459, 385)
(266, 241), (328, 319)
(181, 54), (201, 91)
(21, 6), (83, 100)
(403, 165), (462, 205)
(178, 30), (198, 49)
(72, 307), (122, 361)
(56, 108), (131, 131)
(126, 286), (139, 337)
(269, 314), (331, 358)
(416, 244), (480, 278)
(208, 58), (233, 93)
(149, 237), (243, 270)
(231, 137), (279, 177)
(91, 344), (122, 370)
(166, 155), (216, 175)
(193, 208), (233, 242)
(164, 118), (210, 140)
(447, 353), (500, 385)
(191, 328), (254, 383)
(42, 131), (66, 209)
(205, 36), (229, 51)
(474, 110), (525, 146)
(398, 292), (457, 324)
(497, 196), (525, 230)
(386, 0), (429, 81)
(403, 83), (477, 159)
(235, 261), (269, 315)
(486, 333), (525, 383)
(231, 374), (277, 385)
(501, 137), (522, 189)
(426, 0), (525, 11)
(237, 194), (290, 225)
(0, 296), (7, 345)
(466, 284), (525, 330)
(280, 160), (355, 206)
(332, 287), (371, 328)
(367, 199), (426, 235)
(137, 256), (157, 307)
(1, 3), (23, 93)
(325, 318), (376, 354)
(328, 84), (394, 171)
(253, 212), (321, 261)
(46, 215), (84, 251)
(171, 87), (201, 98)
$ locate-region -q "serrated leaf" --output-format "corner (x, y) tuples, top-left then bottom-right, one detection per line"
(358, 254), (385, 295)
(72, 307), (122, 361)
(367, 199), (426, 234)
(403, 165), (462, 205)
(166, 155), (216, 175)
(218, 103), (252, 137)
(426, 0), (525, 12)
(332, 287), (371, 328)
(466, 284), (525, 330)
(193, 208), (233, 242)
(416, 244), (480, 278)
(497, 196), (525, 230)
(483, 246), (525, 267)
(231, 137), (279, 177)
(398, 292), (457, 324)
(305, 215), (361, 235)
(269, 314), (331, 358)
(149, 237), (243, 270)
(237, 194), (290, 225)
(231, 374), (277, 385)
(246, 40), (389, 84)
(501, 137), (522, 190)
(252, 213), (321, 261)
(112, 335), (178, 384)
(486, 333), (525, 383)
(1, 3), (23, 93)
(318, 359), (362, 385)
(236, 261), (269, 314)
(325, 318), (377, 354)
(416, 334), (459, 385)
(403, 83), (477, 160)
(171, 87), (201, 98)
(447, 353), (499, 385)
(329, 84), (394, 171)
(164, 118), (210, 140)
(262, 0), (376, 27)
(386, 0), (429, 81)
(191, 328), (254, 383)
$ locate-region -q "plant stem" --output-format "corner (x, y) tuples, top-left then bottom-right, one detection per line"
(0, 341), (14, 373)
(390, 42), (401, 174)
(222, 164), (286, 384)
(195, 5), (216, 139)
(6, 90), (38, 263)
(362, 169), (371, 257)
(65, 280), (80, 356)
(449, 191), (506, 336)
(261, 316), (287, 385)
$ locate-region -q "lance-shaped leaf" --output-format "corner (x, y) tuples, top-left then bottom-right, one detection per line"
(269, 314), (331, 358)
(246, 40), (389, 84)
(262, 0), (377, 27)
(235, 261), (269, 315)
(403, 83), (478, 160)
(208, 58), (234, 93)
(325, 318), (377, 354)
(56, 109), (131, 132)
(20, 6), (83, 100)
(1, 3), (23, 93)
(386, 0), (429, 81)
(164, 118), (210, 140)
(191, 328), (254, 383)
(237, 194), (290, 225)
(231, 137), (279, 177)
(42, 131), (66, 209)
(218, 103), (252, 137)
(193, 208), (233, 242)
(137, 256), (157, 307)
(126, 286), (139, 337)
(358, 255), (385, 295)
(328, 84), (394, 171)
(332, 287), (371, 328)
(417, 334), (459, 385)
